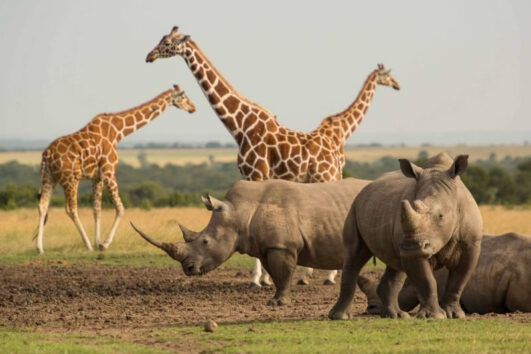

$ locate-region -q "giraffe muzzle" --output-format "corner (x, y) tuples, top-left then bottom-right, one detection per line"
(146, 51), (159, 63)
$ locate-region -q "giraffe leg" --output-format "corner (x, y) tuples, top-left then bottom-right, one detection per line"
(92, 178), (103, 249)
(100, 174), (124, 250)
(324, 270), (338, 285)
(297, 267), (314, 285)
(260, 266), (272, 286)
(250, 258), (263, 288)
(64, 181), (93, 251)
(36, 180), (54, 254)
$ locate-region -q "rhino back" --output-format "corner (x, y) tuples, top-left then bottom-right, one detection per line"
(243, 178), (369, 269)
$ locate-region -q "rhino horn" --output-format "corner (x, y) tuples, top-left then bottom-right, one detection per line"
(179, 223), (199, 242)
(412, 200), (429, 214)
(401, 200), (422, 232)
(130, 222), (187, 262)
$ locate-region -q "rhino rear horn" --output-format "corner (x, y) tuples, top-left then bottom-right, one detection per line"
(179, 223), (199, 242)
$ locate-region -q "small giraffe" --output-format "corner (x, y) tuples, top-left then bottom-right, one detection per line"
(35, 85), (196, 254)
(146, 27), (400, 287)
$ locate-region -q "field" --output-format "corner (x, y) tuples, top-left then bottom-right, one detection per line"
(0, 206), (530, 353)
(1, 144), (530, 167)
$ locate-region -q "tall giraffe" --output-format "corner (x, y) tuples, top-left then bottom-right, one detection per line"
(35, 85), (196, 254)
(146, 27), (400, 287)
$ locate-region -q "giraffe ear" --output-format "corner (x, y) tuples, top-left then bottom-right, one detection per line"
(173, 84), (181, 91)
(171, 26), (179, 34)
(378, 63), (384, 70)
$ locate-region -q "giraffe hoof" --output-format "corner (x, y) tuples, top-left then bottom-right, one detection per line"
(297, 278), (310, 285)
(323, 279), (336, 285)
(249, 282), (261, 290)
(97, 244), (107, 251)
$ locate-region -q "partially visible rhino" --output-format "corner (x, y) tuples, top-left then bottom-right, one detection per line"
(329, 153), (483, 320)
(359, 233), (531, 314)
(132, 178), (369, 306)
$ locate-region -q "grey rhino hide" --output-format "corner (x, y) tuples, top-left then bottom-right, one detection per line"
(329, 152), (483, 320)
(133, 177), (370, 306)
(359, 233), (531, 314)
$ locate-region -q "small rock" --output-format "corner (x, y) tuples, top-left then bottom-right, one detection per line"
(204, 319), (218, 333)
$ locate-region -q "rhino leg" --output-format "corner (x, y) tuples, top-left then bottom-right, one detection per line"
(377, 267), (410, 318)
(402, 257), (446, 319)
(441, 242), (481, 318)
(328, 238), (372, 320)
(263, 249), (297, 306)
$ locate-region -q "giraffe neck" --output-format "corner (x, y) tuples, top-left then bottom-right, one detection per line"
(86, 90), (174, 145)
(182, 40), (278, 143)
(317, 70), (378, 143)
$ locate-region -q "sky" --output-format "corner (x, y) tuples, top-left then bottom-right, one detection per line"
(0, 0), (530, 146)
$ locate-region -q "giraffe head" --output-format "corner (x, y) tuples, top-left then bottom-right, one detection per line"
(146, 26), (190, 63)
(171, 85), (196, 113)
(375, 64), (400, 90)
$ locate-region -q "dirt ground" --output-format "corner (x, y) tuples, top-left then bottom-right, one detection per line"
(0, 263), (528, 334)
(0, 263), (381, 331)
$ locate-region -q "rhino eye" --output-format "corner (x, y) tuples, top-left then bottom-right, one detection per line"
(203, 239), (209, 245)
(438, 214), (444, 219)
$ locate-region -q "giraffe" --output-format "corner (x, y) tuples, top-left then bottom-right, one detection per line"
(146, 26), (400, 287)
(35, 85), (196, 254)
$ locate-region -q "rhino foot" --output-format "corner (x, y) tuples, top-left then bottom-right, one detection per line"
(415, 305), (447, 319)
(381, 307), (410, 319)
(267, 297), (290, 306)
(442, 302), (466, 319)
(328, 309), (350, 320)
(323, 279), (336, 285)
(297, 278), (310, 285)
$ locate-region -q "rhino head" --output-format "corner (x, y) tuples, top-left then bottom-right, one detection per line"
(398, 153), (469, 258)
(131, 194), (240, 276)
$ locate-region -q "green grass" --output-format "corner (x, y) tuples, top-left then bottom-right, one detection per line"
(0, 327), (163, 354)
(154, 319), (531, 353)
(3, 319), (529, 353)
(0, 248), (256, 269)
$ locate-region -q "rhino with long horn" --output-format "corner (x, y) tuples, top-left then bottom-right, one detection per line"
(329, 153), (483, 320)
(132, 178), (370, 305)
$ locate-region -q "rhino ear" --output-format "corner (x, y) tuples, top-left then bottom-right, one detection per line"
(201, 193), (229, 212)
(448, 154), (469, 178)
(399, 159), (423, 180)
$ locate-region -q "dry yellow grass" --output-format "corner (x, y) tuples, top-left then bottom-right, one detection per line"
(1, 145), (529, 167)
(0, 205), (529, 255)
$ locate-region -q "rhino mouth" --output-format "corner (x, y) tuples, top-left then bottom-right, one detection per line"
(399, 239), (434, 258)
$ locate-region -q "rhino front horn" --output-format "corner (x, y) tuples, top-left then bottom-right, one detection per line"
(401, 200), (421, 232)
(130, 222), (187, 262)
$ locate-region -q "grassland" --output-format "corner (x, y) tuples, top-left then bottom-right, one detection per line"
(0, 205), (529, 266)
(1, 206), (530, 353)
(1, 318), (529, 353)
(1, 144), (530, 167)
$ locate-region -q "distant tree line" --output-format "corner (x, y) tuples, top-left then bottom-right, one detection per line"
(0, 152), (529, 210)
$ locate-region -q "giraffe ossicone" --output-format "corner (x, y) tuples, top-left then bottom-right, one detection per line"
(35, 85), (195, 254)
(146, 26), (400, 286)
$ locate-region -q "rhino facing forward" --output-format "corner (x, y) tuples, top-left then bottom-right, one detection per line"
(359, 233), (531, 315)
(132, 178), (369, 306)
(329, 153), (483, 320)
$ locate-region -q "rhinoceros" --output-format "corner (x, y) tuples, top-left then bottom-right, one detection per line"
(131, 178), (370, 306)
(329, 153), (483, 320)
(358, 233), (531, 314)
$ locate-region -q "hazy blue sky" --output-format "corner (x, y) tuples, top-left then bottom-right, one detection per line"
(0, 0), (529, 146)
